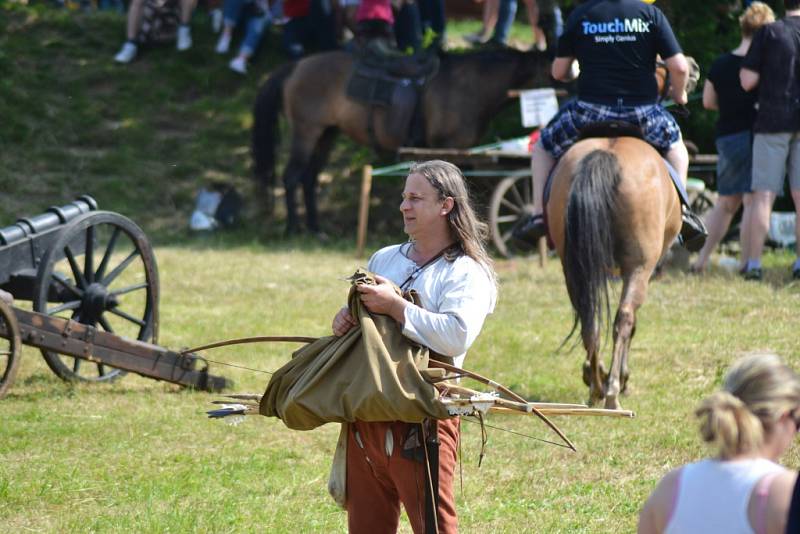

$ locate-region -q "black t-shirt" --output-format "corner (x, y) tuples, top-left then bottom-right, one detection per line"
(741, 16), (800, 133)
(557, 0), (682, 105)
(708, 53), (758, 137)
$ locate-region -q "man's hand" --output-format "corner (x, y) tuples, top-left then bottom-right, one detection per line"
(0, 289), (12, 306)
(332, 306), (357, 337)
(356, 275), (408, 324)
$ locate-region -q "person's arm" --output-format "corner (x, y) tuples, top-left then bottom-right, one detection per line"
(400, 265), (495, 356)
(552, 56), (578, 82)
(740, 25), (767, 92)
(702, 80), (718, 111)
(761, 470), (798, 534)
(638, 468), (682, 534)
(740, 68), (760, 92)
(664, 53), (689, 105)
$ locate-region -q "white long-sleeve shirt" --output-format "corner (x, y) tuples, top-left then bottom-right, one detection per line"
(367, 243), (497, 368)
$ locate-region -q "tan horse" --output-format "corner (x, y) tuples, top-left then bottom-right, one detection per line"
(547, 136), (682, 409)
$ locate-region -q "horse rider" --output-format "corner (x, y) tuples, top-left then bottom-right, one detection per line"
(514, 0), (708, 252)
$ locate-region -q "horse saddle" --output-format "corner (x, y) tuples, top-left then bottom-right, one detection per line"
(550, 120), (691, 208)
(346, 50), (440, 148)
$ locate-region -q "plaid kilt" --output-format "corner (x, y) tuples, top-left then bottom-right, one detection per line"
(540, 99), (682, 159)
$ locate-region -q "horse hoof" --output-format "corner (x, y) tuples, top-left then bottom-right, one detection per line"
(604, 397), (621, 410)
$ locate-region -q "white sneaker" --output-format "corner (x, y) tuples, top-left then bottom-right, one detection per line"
(114, 41), (137, 63)
(215, 33), (231, 54)
(229, 56), (247, 74)
(211, 9), (223, 33)
(176, 25), (192, 51)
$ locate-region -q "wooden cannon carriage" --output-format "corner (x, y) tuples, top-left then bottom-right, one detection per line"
(0, 196), (230, 398)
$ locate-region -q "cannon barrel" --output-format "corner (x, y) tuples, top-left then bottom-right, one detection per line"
(0, 195), (97, 246)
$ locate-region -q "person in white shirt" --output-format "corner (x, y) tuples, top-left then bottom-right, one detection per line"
(638, 353), (800, 534)
(331, 159), (496, 533)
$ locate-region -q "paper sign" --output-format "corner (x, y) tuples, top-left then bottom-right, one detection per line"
(519, 88), (559, 128)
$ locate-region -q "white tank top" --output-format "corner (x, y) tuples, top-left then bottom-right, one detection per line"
(665, 458), (786, 534)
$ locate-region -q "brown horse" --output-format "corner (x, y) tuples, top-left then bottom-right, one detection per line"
(547, 136), (682, 410)
(252, 48), (553, 234)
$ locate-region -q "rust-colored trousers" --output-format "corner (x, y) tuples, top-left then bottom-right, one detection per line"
(346, 418), (460, 534)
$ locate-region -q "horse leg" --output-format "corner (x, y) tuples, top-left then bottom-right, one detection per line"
(604, 269), (650, 410)
(301, 128), (338, 235)
(283, 127), (325, 234)
(582, 326), (605, 406)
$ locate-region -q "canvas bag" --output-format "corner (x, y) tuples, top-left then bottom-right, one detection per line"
(259, 269), (450, 430)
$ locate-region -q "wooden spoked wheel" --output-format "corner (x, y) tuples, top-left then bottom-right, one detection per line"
(0, 299), (21, 399)
(489, 171), (535, 258)
(33, 212), (159, 382)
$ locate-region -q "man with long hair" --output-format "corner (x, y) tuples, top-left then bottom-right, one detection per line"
(331, 160), (497, 533)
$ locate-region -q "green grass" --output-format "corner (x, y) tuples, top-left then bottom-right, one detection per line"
(2, 247), (799, 532)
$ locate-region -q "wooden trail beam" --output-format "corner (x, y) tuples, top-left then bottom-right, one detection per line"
(1, 308), (231, 392)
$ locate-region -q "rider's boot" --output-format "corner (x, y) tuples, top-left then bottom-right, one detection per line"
(679, 208), (708, 253)
(512, 213), (547, 249)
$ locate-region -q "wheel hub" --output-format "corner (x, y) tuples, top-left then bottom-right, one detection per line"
(81, 283), (118, 324)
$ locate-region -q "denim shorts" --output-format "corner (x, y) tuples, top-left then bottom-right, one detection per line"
(715, 130), (753, 195)
(540, 99), (682, 159)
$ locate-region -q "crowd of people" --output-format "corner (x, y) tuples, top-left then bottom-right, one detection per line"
(104, 0), (555, 72)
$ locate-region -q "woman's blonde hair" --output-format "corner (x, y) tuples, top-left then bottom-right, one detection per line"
(407, 160), (496, 282)
(740, 2), (775, 38)
(696, 353), (800, 459)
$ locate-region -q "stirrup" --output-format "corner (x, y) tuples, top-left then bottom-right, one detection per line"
(679, 210), (707, 253)
(512, 213), (546, 248)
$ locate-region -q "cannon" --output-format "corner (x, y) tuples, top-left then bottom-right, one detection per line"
(0, 197), (230, 398)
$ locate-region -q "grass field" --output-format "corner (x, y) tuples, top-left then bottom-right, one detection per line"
(1, 245), (799, 532)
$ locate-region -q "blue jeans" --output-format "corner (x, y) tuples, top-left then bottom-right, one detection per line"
(223, 0), (271, 55)
(492, 0), (517, 44)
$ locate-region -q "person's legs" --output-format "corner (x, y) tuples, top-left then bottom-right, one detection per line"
(665, 139), (689, 185)
(465, 0), (498, 44)
(744, 190), (776, 273)
(114, 0), (145, 62)
(394, 1), (423, 52)
(521, 0), (546, 50)
(176, 0), (196, 50)
(531, 139), (555, 214)
(179, 0), (195, 24)
(217, 0), (245, 53)
(283, 17), (307, 58)
(230, 14), (269, 72)
(787, 132), (800, 276)
(489, 0), (516, 45)
(126, 0), (145, 40)
(691, 194), (742, 271)
(346, 421), (402, 534)
(745, 132), (791, 276)
(393, 419), (460, 534)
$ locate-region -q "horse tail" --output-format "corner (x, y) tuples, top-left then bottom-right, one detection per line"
(563, 149), (620, 345)
(252, 61), (297, 191)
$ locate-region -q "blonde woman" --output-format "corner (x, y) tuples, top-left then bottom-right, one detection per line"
(691, 2), (775, 274)
(638, 353), (800, 534)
